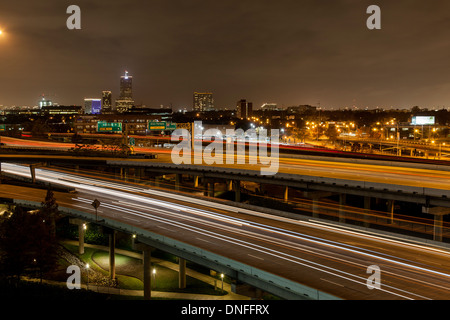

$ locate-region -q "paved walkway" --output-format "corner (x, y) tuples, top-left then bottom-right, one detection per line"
(62, 240), (250, 300)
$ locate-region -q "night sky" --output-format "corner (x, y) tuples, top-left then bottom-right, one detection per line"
(1, 0), (450, 110)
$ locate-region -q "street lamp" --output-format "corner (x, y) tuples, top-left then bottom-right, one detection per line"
(152, 268), (157, 289)
(220, 273), (224, 293)
(91, 199), (100, 221)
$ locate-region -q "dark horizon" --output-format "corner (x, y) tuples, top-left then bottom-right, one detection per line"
(1, 1), (450, 110)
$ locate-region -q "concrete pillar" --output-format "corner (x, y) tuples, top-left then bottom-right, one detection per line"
(364, 196), (371, 227)
(434, 214), (443, 242)
(194, 176), (199, 188)
(143, 246), (152, 300)
(69, 219), (86, 255)
(203, 180), (209, 196)
(234, 180), (241, 202)
(30, 164), (36, 183)
(78, 223), (85, 255)
(175, 173), (182, 191)
(303, 191), (334, 218)
(179, 258), (186, 289)
(312, 198), (319, 218)
(208, 181), (215, 197)
(284, 186), (289, 202)
(109, 231), (116, 280)
(423, 206), (450, 242)
(227, 180), (233, 192)
(387, 200), (395, 224)
(338, 193), (346, 223)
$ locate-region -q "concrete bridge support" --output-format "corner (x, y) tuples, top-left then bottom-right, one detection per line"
(194, 175), (199, 188)
(423, 207), (450, 242)
(364, 196), (371, 227)
(338, 193), (346, 223)
(227, 180), (233, 192)
(208, 181), (215, 197)
(109, 230), (116, 280)
(179, 258), (186, 289)
(234, 180), (241, 202)
(134, 242), (154, 300)
(175, 173), (182, 191)
(387, 200), (395, 224)
(304, 191), (334, 218)
(69, 218), (86, 255)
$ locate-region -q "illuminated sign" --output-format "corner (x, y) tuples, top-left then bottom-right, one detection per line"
(148, 121), (166, 131)
(97, 121), (122, 132)
(411, 116), (435, 125)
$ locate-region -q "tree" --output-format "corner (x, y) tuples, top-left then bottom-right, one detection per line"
(325, 127), (339, 144)
(0, 206), (33, 283)
(41, 189), (59, 237)
(0, 191), (60, 284)
(290, 127), (308, 143)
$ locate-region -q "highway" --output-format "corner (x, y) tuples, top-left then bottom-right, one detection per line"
(2, 135), (450, 192)
(2, 163), (450, 300)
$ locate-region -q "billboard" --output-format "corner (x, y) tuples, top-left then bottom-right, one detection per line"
(97, 121), (122, 133)
(411, 116), (435, 125)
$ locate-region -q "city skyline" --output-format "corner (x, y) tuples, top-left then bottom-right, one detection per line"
(1, 1), (450, 109)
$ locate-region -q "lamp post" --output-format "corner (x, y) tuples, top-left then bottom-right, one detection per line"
(91, 199), (100, 222)
(220, 273), (224, 293)
(152, 267), (156, 289)
(86, 263), (90, 289)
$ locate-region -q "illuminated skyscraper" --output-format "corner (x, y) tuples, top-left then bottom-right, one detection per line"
(84, 98), (102, 114)
(116, 70), (134, 113)
(120, 71), (132, 100)
(101, 90), (112, 114)
(193, 92), (214, 112)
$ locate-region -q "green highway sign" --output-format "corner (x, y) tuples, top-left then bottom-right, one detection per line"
(166, 123), (177, 130)
(148, 121), (166, 131)
(148, 121), (177, 131)
(97, 121), (122, 133)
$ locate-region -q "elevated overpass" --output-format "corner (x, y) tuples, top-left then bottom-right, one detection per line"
(2, 150), (450, 242)
(3, 167), (450, 300)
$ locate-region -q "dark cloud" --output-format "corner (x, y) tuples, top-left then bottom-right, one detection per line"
(0, 0), (450, 109)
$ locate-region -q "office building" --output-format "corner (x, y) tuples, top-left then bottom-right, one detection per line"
(193, 92), (214, 112)
(101, 90), (112, 114)
(39, 95), (53, 108)
(84, 98), (102, 114)
(236, 99), (253, 119)
(261, 103), (278, 111)
(116, 70), (134, 113)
